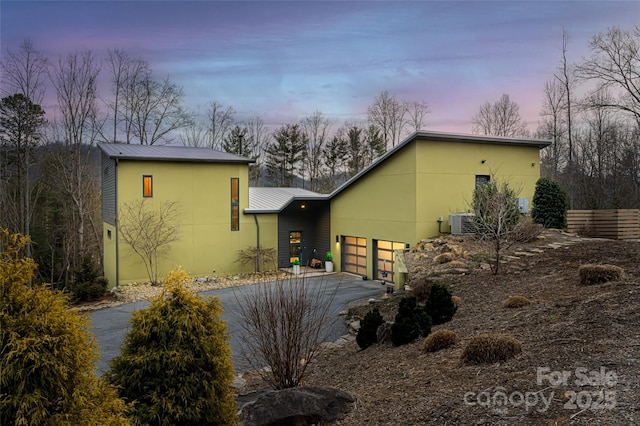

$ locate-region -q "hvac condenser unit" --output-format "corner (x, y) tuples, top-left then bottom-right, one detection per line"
(449, 213), (475, 236)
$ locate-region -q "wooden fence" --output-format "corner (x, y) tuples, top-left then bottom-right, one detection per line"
(567, 209), (640, 240)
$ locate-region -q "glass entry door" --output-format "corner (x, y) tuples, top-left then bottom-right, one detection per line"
(289, 231), (302, 264)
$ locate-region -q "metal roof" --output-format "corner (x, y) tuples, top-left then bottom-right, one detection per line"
(329, 130), (551, 198)
(98, 143), (254, 163)
(246, 187), (328, 213)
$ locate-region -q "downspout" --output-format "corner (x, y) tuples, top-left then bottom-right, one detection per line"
(115, 158), (119, 287)
(253, 214), (260, 272)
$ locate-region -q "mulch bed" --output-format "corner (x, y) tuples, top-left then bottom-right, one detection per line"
(302, 239), (640, 425)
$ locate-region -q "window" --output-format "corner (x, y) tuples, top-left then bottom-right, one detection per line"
(143, 175), (153, 197)
(475, 175), (490, 188)
(231, 178), (239, 231)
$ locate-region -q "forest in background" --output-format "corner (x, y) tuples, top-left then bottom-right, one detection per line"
(1, 25), (638, 287)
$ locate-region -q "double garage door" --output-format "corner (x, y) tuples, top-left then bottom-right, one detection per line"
(342, 236), (404, 282)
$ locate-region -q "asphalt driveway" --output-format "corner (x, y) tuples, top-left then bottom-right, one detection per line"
(90, 274), (384, 374)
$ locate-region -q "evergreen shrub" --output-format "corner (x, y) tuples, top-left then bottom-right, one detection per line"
(356, 307), (385, 349)
(531, 177), (568, 229)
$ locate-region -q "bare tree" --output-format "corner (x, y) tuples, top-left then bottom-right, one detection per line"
(0, 39), (49, 103)
(245, 116), (270, 185)
(472, 178), (522, 275)
(206, 101), (235, 150)
(102, 49), (148, 143)
(576, 25), (640, 126)
(301, 110), (331, 191)
(367, 90), (408, 149)
(537, 79), (567, 179)
(179, 118), (209, 148)
(50, 51), (102, 271)
(234, 276), (339, 389)
(472, 94), (527, 137)
(406, 100), (431, 133)
(126, 75), (192, 145)
(555, 29), (576, 209)
(118, 199), (181, 285)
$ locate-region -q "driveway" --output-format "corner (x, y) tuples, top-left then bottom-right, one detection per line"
(90, 274), (384, 374)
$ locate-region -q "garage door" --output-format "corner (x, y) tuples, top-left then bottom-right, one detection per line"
(375, 240), (406, 283)
(342, 236), (367, 276)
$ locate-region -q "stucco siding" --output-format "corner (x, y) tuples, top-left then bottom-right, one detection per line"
(331, 144), (418, 280)
(115, 160), (259, 284)
(415, 140), (541, 238)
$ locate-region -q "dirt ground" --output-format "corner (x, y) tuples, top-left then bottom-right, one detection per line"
(302, 237), (640, 425)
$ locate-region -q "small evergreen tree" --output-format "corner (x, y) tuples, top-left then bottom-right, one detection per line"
(531, 177), (568, 229)
(0, 229), (130, 426)
(391, 296), (432, 346)
(106, 269), (237, 426)
(356, 307), (385, 349)
(425, 283), (457, 325)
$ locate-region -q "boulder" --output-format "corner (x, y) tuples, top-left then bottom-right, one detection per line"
(433, 252), (455, 264)
(239, 386), (355, 426)
(441, 244), (463, 256)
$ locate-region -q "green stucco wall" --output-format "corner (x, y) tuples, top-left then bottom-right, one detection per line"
(330, 137), (542, 284)
(112, 160), (277, 286)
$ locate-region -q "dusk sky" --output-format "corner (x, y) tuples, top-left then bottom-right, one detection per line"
(1, 1), (638, 134)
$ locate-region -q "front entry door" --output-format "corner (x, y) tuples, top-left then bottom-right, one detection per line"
(289, 231), (302, 264)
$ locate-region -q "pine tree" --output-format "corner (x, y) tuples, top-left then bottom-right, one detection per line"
(0, 229), (130, 426)
(265, 124), (307, 186)
(106, 269), (237, 426)
(532, 177), (568, 229)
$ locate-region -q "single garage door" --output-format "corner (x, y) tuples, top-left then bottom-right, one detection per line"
(375, 240), (406, 283)
(342, 236), (367, 276)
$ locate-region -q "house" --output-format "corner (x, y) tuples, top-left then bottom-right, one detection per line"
(99, 131), (549, 288)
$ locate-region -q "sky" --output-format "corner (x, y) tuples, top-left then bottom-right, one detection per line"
(1, 0), (638, 135)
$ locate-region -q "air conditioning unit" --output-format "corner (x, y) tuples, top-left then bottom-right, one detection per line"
(449, 213), (475, 236)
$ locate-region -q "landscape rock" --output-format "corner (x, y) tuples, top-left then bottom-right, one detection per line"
(239, 386), (355, 426)
(441, 244), (464, 256)
(433, 252), (455, 264)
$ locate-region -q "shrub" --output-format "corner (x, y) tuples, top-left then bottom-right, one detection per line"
(356, 307), (385, 349)
(106, 269), (237, 425)
(425, 283), (457, 325)
(236, 245), (277, 272)
(411, 279), (433, 304)
(531, 177), (568, 229)
(70, 256), (107, 302)
(1, 229), (130, 426)
(502, 295), (531, 308)
(423, 329), (457, 352)
(579, 264), (624, 285)
(391, 296), (432, 346)
(461, 333), (522, 364)
(472, 178), (522, 274)
(235, 276), (338, 389)
(512, 217), (545, 243)
(451, 295), (462, 306)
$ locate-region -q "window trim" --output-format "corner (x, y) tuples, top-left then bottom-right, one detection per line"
(143, 175), (153, 197)
(231, 178), (239, 231)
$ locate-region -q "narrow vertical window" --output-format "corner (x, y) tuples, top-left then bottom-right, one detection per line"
(231, 178), (239, 231)
(143, 175), (153, 197)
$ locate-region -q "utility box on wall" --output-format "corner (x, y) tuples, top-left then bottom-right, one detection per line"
(518, 198), (529, 214)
